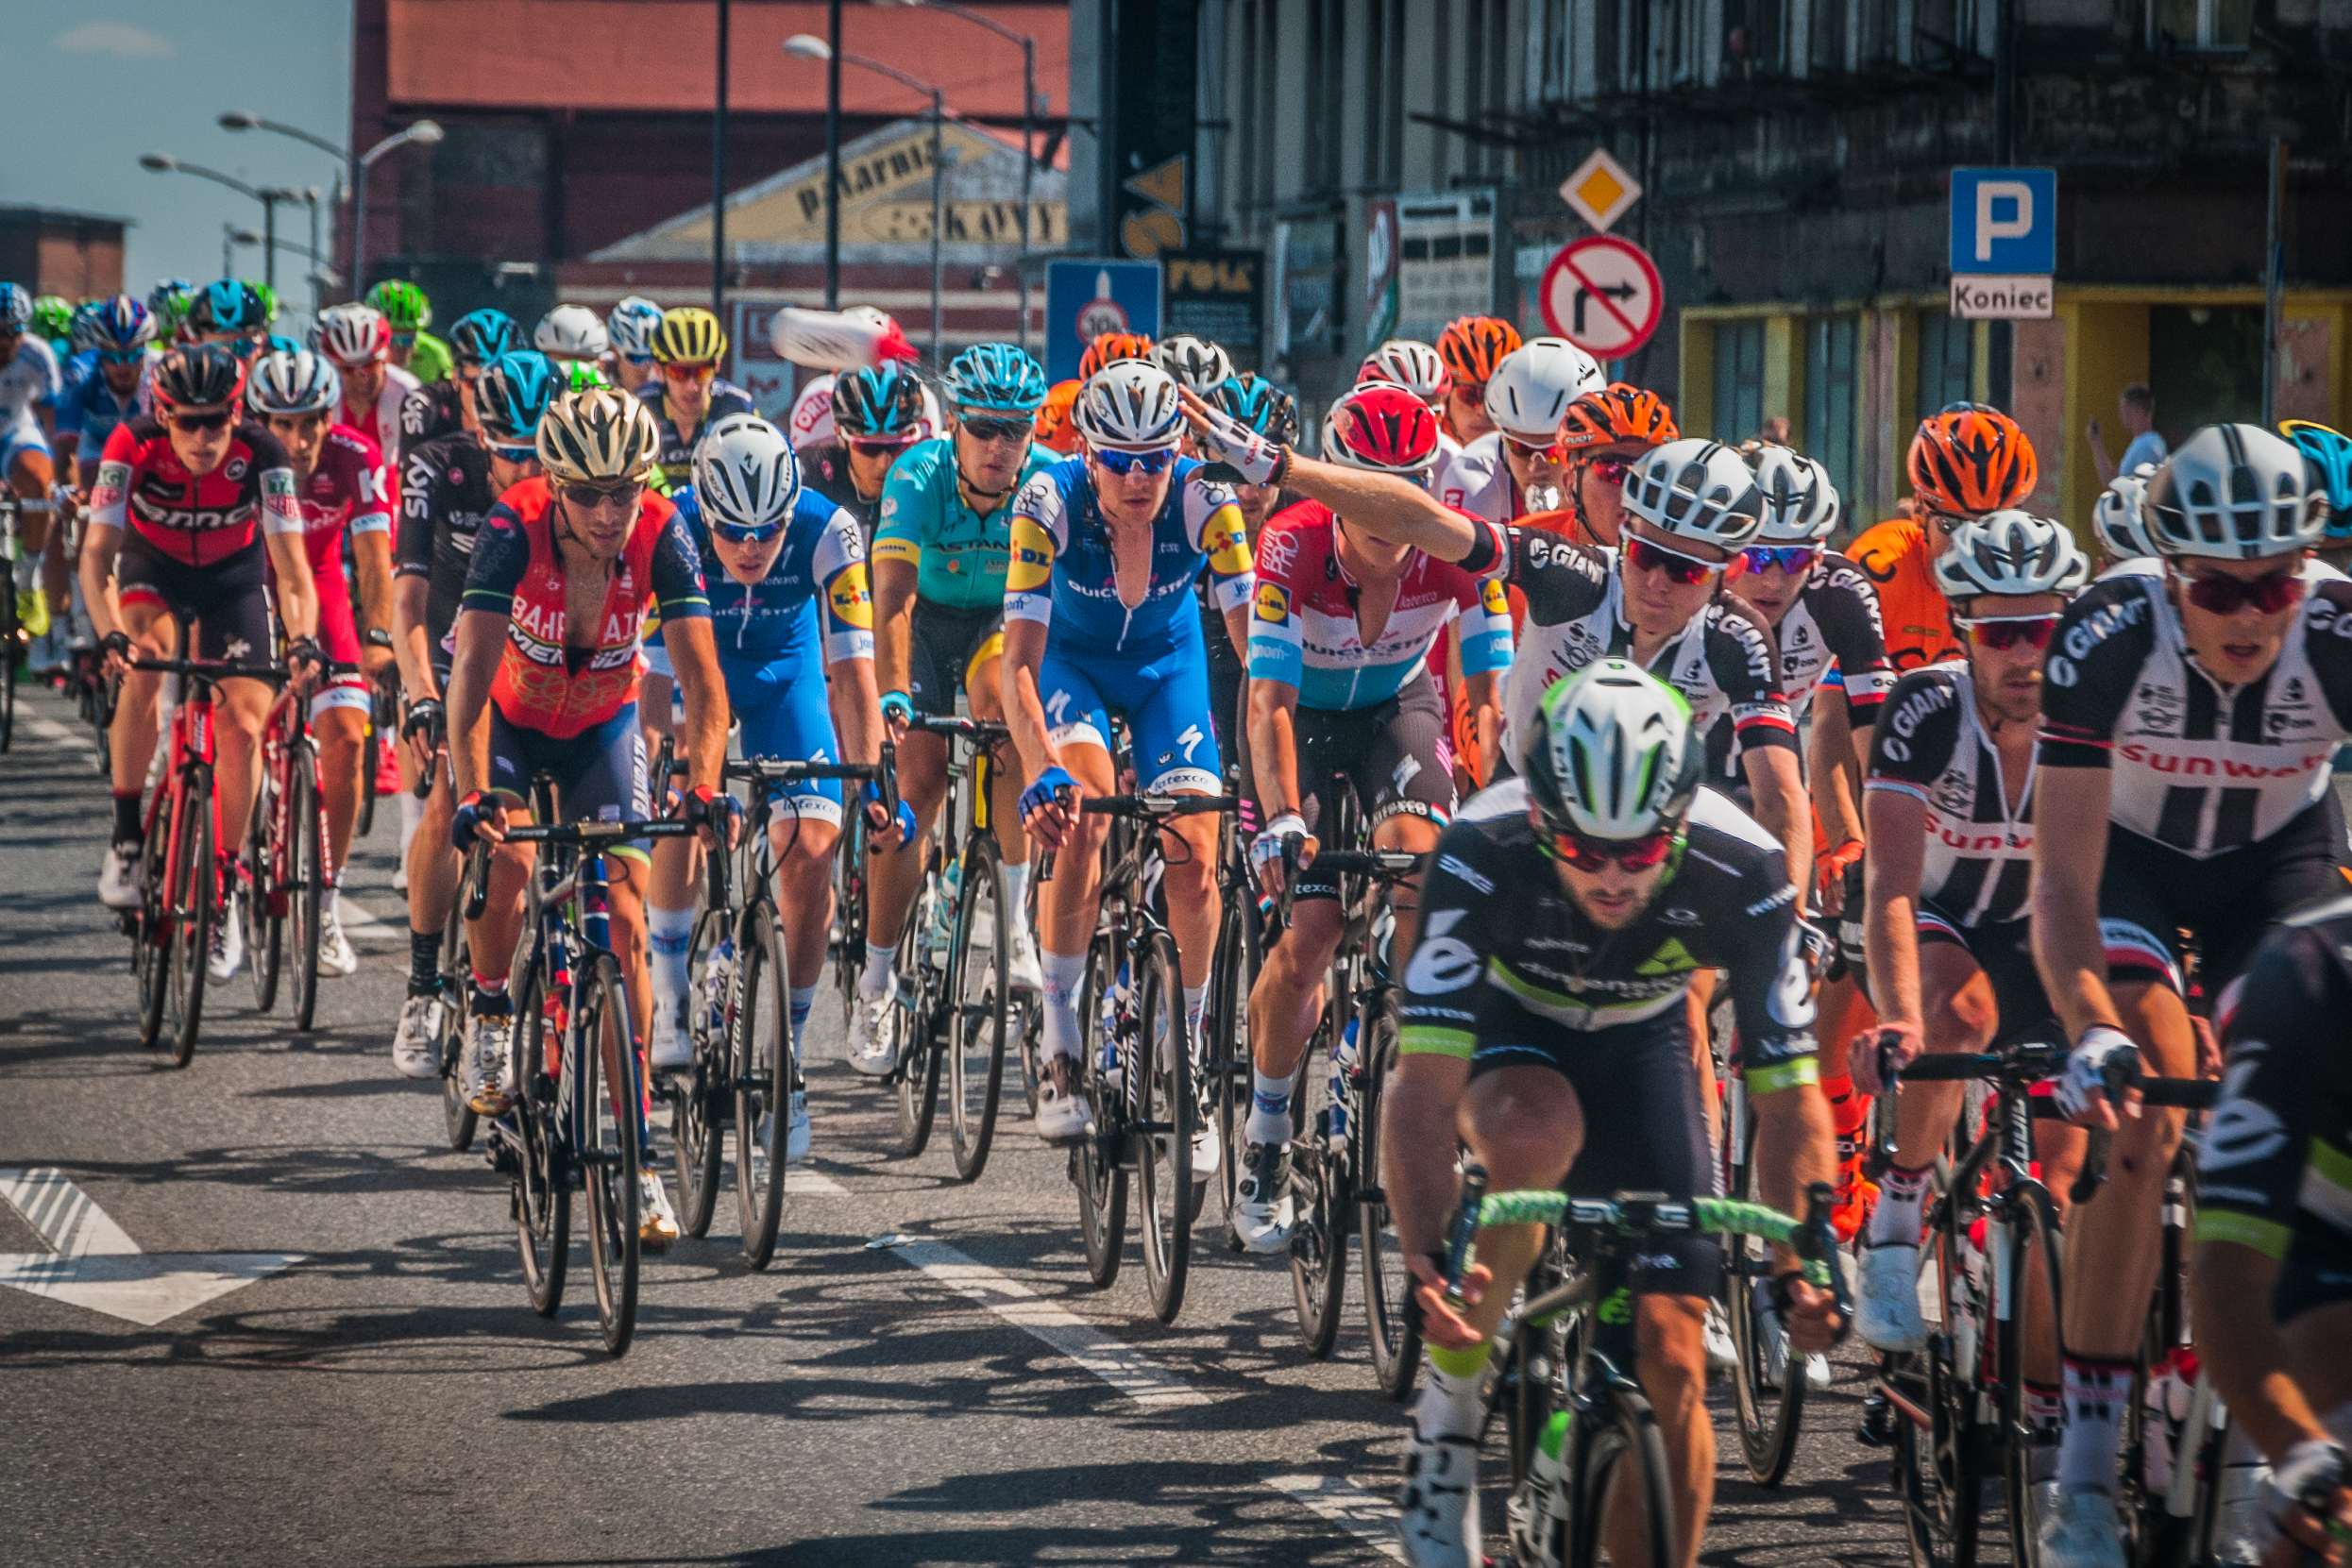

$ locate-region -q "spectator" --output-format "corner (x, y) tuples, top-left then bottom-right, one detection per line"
(1759, 414), (1792, 444)
(2087, 381), (2165, 483)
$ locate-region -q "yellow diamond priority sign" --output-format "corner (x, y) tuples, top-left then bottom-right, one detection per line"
(1560, 148), (1642, 234)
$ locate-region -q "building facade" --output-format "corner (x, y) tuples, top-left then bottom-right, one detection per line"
(0, 208), (128, 302)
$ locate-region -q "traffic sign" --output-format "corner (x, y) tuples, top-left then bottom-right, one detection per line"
(1044, 260), (1163, 383)
(1540, 235), (1663, 361)
(1950, 167), (2056, 276)
(1560, 148), (1642, 233)
(1950, 275), (2054, 321)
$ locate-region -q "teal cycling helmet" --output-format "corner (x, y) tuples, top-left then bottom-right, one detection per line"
(448, 308), (520, 368)
(477, 350), (562, 446)
(2282, 420), (2352, 543)
(833, 362), (925, 440)
(941, 343), (1047, 414)
(1208, 373), (1298, 446)
(189, 279), (265, 337)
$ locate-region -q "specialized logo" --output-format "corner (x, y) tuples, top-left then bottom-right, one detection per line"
(1403, 908), (1482, 994)
(2195, 1056), (2288, 1172)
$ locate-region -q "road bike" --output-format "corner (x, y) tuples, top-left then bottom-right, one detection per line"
(0, 491), (21, 752)
(242, 659), (352, 1031)
(355, 666), (398, 839)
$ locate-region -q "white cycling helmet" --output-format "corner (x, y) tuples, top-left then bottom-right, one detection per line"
(843, 305), (896, 330)
(1620, 438), (1765, 549)
(1154, 333), (1234, 395)
(606, 296), (664, 361)
(312, 302), (390, 367)
(2092, 463), (2160, 563)
(1358, 339), (1450, 406)
(1073, 359), (1184, 452)
(533, 303), (610, 362)
(1932, 510), (2090, 600)
(536, 385), (661, 484)
(1522, 659), (1701, 841)
(1483, 337), (1604, 441)
(245, 348), (341, 417)
(692, 413), (802, 535)
(2144, 423), (2322, 561)
(1746, 446), (1840, 544)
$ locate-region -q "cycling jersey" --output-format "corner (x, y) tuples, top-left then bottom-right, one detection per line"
(1768, 554), (1893, 725)
(460, 479), (708, 739)
(1434, 432), (1527, 527)
(398, 379), (467, 450)
(0, 333), (60, 469)
(675, 484), (871, 670)
(1867, 663), (2035, 928)
(635, 378), (755, 489)
(89, 416), (302, 567)
(1248, 498), (1513, 711)
(796, 440), (888, 535)
(398, 430), (499, 666)
(55, 360), (152, 468)
(277, 425), (394, 707)
(1005, 454), (1253, 653)
(873, 435), (1056, 613)
(402, 330), (452, 385)
(1845, 516), (1959, 673)
(339, 363), (422, 464)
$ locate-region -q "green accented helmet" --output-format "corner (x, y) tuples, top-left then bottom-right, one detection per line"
(1522, 659), (1701, 843)
(367, 279), (431, 332)
(30, 295), (74, 342)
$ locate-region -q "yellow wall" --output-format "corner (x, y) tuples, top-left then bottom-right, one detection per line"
(2059, 301), (2153, 536)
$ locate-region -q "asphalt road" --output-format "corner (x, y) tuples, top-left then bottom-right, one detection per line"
(1, 685), (1924, 1568)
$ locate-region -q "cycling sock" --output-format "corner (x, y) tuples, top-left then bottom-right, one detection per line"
(1182, 981), (1208, 1045)
(409, 928), (440, 993)
(469, 973), (510, 1014)
(1000, 858), (1030, 917)
(398, 790), (423, 858)
(789, 985), (817, 1046)
(1419, 1340), (1494, 1440)
(859, 940), (895, 999)
(1041, 949), (1087, 1063)
(1866, 1162), (1934, 1247)
(648, 904), (694, 1014)
(320, 876), (339, 920)
(2058, 1355), (2134, 1491)
(112, 790), (142, 846)
(1246, 1069), (1293, 1145)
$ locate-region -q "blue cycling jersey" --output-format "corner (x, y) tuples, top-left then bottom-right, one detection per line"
(674, 484), (873, 670)
(56, 355), (151, 463)
(1004, 453), (1253, 655)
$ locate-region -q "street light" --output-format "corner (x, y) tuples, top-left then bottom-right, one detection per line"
(143, 153), (304, 291)
(784, 36), (950, 362)
(223, 110), (351, 308)
(223, 224), (258, 278)
(349, 119), (444, 295)
(883, 0), (1039, 355)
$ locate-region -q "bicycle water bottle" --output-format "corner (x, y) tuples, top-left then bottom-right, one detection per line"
(1098, 962), (1131, 1094)
(1517, 1408), (1573, 1567)
(924, 860), (960, 962)
(701, 936), (735, 1042)
(1328, 1016), (1361, 1150)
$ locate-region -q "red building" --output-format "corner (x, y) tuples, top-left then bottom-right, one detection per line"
(0, 208), (128, 301)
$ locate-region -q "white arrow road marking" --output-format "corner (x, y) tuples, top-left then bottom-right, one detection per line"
(0, 1168), (304, 1328)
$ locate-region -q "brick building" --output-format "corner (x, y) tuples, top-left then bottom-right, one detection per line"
(0, 208), (129, 302)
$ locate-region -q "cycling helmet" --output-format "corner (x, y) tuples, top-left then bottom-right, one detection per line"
(2092, 464), (2160, 562)
(651, 305), (728, 366)
(264, 333), (303, 358)
(563, 359), (613, 393)
(1077, 330), (1156, 383)
(1484, 337), (1605, 441)
(153, 344), (246, 410)
(832, 362), (925, 441)
(249, 282), (280, 324)
(187, 280), (264, 337)
(1620, 438), (1765, 549)
(30, 295), (72, 343)
(1522, 659), (1701, 842)
(605, 296), (664, 361)
(1208, 373), (1299, 447)
(533, 304), (609, 362)
(1321, 382), (1442, 477)
(1154, 333), (1234, 394)
(1908, 402), (2038, 515)
(448, 308), (519, 368)
(476, 350), (561, 446)
(941, 343), (1048, 414)
(1073, 360), (1184, 452)
(1436, 315), (1522, 391)
(1033, 378), (1082, 452)
(843, 304), (896, 329)
(313, 302), (392, 366)
(1932, 511), (2089, 600)
(1559, 383), (1678, 454)
(2281, 420), (2352, 543)
(0, 284), (28, 333)
(69, 301), (109, 353)
(2143, 423), (2322, 562)
(1357, 339), (1451, 406)
(536, 386), (661, 484)
(146, 278), (195, 323)
(1746, 446), (1840, 544)
(692, 413), (804, 536)
(366, 279), (431, 332)
(245, 348), (342, 417)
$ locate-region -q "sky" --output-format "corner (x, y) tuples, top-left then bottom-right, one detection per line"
(6, 4), (355, 316)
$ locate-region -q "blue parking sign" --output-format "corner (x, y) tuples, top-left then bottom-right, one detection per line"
(1045, 260), (1162, 383)
(1949, 168), (2057, 276)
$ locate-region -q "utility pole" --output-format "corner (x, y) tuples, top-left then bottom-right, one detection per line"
(714, 0), (732, 320)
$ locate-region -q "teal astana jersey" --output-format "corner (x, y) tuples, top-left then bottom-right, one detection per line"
(872, 436), (1056, 613)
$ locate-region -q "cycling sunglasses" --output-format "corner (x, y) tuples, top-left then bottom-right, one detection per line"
(1624, 533), (1726, 585)
(1092, 447), (1178, 477)
(1504, 433), (1567, 464)
(661, 362), (717, 381)
(1542, 824), (1678, 874)
(486, 442), (539, 466)
(957, 415), (1032, 445)
(2174, 564), (2305, 616)
(392, 331), (416, 347)
(99, 347), (147, 366)
(1958, 613), (2062, 651)
(167, 409), (232, 434)
(1582, 454), (1635, 485)
(848, 434), (918, 456)
(559, 479), (644, 509)
(1735, 544), (1822, 576)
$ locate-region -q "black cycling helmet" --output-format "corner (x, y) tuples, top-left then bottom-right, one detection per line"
(832, 362), (925, 441)
(187, 279), (266, 338)
(154, 344), (247, 410)
(1208, 373), (1298, 447)
(448, 308), (521, 368)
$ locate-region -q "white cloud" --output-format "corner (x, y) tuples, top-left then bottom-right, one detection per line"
(54, 22), (176, 60)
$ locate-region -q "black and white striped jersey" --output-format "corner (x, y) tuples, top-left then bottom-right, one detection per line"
(1867, 662), (2036, 926)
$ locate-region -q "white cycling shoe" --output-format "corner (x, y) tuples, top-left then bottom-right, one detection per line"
(98, 843), (143, 910)
(1396, 1412), (1482, 1568)
(1703, 1300), (1737, 1374)
(207, 899), (245, 984)
(1856, 1241), (1929, 1354)
(1035, 1054), (1090, 1144)
(462, 1008), (516, 1114)
(1232, 1139), (1294, 1255)
(638, 1171), (680, 1252)
(317, 909), (358, 978)
(846, 988), (898, 1077)
(392, 993), (443, 1079)
(2038, 1486), (2127, 1568)
(1007, 923), (1044, 994)
(649, 1003), (694, 1074)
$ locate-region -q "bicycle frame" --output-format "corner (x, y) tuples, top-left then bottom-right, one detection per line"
(254, 672), (336, 922)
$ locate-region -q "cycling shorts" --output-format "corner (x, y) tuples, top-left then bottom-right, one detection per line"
(1200, 586), (1244, 762)
(1464, 1011), (1722, 1303)
(1, 414), (51, 476)
(115, 532), (272, 666)
(719, 649), (844, 828)
(305, 562), (371, 722)
(1290, 673), (1456, 903)
(2098, 800), (2344, 995)
(2273, 1230), (2352, 1325)
(1916, 908), (2054, 1047)
(1040, 624), (1222, 794)
(906, 600), (1003, 718)
(487, 702), (651, 863)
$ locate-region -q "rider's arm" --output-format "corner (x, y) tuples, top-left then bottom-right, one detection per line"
(1716, 601), (1811, 902)
(650, 510), (724, 796)
(78, 432), (132, 645)
(1391, 824), (1506, 1256)
(1266, 451), (1481, 564)
(815, 511), (885, 767)
(2033, 765), (2124, 1039)
(1860, 789), (1929, 1037)
(1245, 677), (1302, 819)
(258, 464), (317, 643)
(1451, 570), (1514, 784)
(1189, 484), (1256, 663)
(391, 447), (438, 700)
(1809, 686), (1865, 849)
(1722, 859), (1835, 1219)
(348, 441), (398, 666)
(870, 471), (923, 700)
(444, 613), (501, 798)
(999, 482), (1065, 784)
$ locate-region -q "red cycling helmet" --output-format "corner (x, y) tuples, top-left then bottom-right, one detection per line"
(1321, 382), (1443, 476)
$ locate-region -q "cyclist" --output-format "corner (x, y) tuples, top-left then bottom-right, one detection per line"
(1521, 382), (1681, 550)
(367, 279), (451, 384)
(83, 346), (322, 982)
(1198, 373), (1300, 758)
(183, 280), (270, 356)
(638, 306), (753, 489)
(1384, 662), (1841, 1568)
(2033, 423), (2352, 1568)
(605, 296), (664, 395)
(533, 305), (611, 391)
(1154, 333), (1233, 395)
(313, 303), (420, 463)
(245, 348), (398, 977)
(146, 279), (195, 336)
(389, 350), (560, 1075)
(54, 296), (155, 481)
(643, 414), (902, 1167)
(798, 361), (924, 536)
(398, 308), (519, 451)
(1432, 315), (1520, 446)
(30, 294), (75, 359)
(1034, 378), (1081, 456)
(1232, 382), (1514, 1252)
(2283, 419), (2352, 575)
(444, 386), (727, 1248)
(2191, 902), (2352, 1568)
(845, 343), (1056, 1068)
(1076, 330), (1154, 384)
(1, 282), (64, 641)
(1357, 339), (1454, 456)
(1434, 337), (1602, 528)
(1003, 360), (1254, 1141)
(2090, 464), (2161, 573)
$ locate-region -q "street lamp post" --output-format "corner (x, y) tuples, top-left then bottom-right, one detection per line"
(141, 153), (302, 290)
(223, 225), (259, 278)
(348, 121), (446, 296)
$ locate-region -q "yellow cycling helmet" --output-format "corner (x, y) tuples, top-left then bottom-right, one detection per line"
(651, 306), (728, 366)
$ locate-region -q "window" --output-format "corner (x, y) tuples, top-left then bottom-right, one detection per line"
(1362, 0), (1384, 189)
(1916, 310), (1975, 422)
(1804, 314), (1859, 505)
(1724, 0), (1786, 76)
(1304, 0), (1345, 193)
(1712, 321), (1766, 446)
(1809, 0), (1847, 74)
(2150, 0), (2252, 50)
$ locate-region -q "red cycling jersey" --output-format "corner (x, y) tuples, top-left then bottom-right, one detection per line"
(270, 424), (395, 678)
(88, 415), (303, 567)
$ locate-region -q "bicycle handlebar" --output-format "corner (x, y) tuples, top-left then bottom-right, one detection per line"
(499, 818), (696, 847)
(1035, 791), (1243, 884)
(1301, 848), (1424, 879)
(901, 713), (1010, 743)
(127, 656), (286, 683)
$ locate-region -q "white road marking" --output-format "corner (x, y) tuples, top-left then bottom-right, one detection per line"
(24, 710), (96, 755)
(0, 1168), (303, 1328)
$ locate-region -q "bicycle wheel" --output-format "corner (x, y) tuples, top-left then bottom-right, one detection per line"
(436, 906), (476, 1152)
(134, 800), (173, 1050)
(672, 907), (730, 1241)
(243, 770), (281, 1014)
(575, 953), (642, 1357)
(356, 686), (390, 840)
(1999, 1181), (2065, 1568)
(287, 741), (324, 1032)
(0, 573), (16, 754)
(1074, 928), (1127, 1290)
(732, 913), (792, 1270)
(891, 906), (943, 1157)
(91, 668), (115, 775)
(1134, 926), (1195, 1324)
(1564, 1382), (1679, 1568)
(1894, 1194), (1986, 1568)
(163, 766), (215, 1068)
(945, 836), (1010, 1183)
(1357, 1001), (1422, 1401)
(512, 961), (568, 1319)
(832, 809), (868, 1032)
(1723, 1090), (1806, 1486)
(1203, 886), (1257, 1229)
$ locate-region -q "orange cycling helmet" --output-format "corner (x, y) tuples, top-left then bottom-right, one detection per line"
(1560, 382), (1678, 453)
(1035, 378), (1083, 454)
(1907, 402), (2039, 514)
(1436, 315), (1521, 391)
(1077, 331), (1156, 383)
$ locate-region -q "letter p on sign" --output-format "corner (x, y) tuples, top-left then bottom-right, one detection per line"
(1974, 182), (2033, 261)
(1950, 167), (2056, 277)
